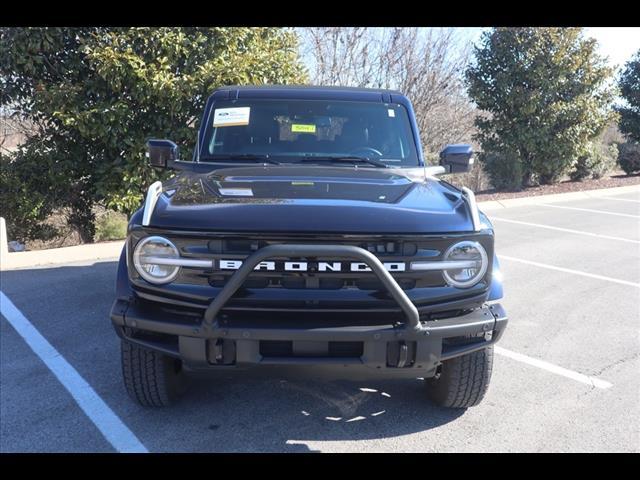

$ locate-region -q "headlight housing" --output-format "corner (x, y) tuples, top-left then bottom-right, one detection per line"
(442, 241), (488, 288)
(133, 236), (180, 284)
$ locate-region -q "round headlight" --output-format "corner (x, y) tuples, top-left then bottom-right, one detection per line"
(442, 241), (488, 288)
(133, 236), (180, 284)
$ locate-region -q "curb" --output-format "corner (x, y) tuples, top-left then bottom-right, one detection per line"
(477, 184), (640, 211)
(1, 240), (124, 271)
(1, 184), (638, 271)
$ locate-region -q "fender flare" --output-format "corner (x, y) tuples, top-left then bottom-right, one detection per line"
(115, 244), (133, 298)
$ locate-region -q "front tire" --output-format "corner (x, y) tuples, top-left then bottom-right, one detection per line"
(426, 346), (494, 408)
(121, 341), (187, 407)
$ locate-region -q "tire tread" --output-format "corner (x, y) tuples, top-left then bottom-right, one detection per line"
(121, 341), (177, 407)
(426, 346), (494, 408)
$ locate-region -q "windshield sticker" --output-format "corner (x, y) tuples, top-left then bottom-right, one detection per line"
(291, 124), (316, 134)
(219, 188), (254, 196)
(213, 107), (251, 127)
(388, 109), (396, 117)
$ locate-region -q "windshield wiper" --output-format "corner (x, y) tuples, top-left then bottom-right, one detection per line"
(201, 154), (281, 165)
(298, 156), (388, 168)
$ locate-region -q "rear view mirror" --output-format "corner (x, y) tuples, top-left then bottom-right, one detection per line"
(440, 144), (474, 174)
(147, 139), (178, 169)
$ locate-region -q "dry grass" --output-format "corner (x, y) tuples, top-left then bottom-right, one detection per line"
(475, 170), (640, 201)
(25, 206), (128, 251)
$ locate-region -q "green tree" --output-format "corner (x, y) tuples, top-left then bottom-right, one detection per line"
(0, 27), (306, 242)
(0, 138), (66, 242)
(618, 50), (640, 142)
(617, 141), (640, 174)
(466, 28), (615, 189)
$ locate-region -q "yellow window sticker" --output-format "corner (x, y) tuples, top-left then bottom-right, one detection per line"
(291, 124), (316, 133)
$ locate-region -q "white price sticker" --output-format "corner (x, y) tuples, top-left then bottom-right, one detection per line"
(213, 107), (251, 127)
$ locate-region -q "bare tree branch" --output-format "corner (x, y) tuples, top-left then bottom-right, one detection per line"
(300, 27), (478, 158)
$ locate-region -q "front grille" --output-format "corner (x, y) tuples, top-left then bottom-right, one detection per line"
(207, 238), (402, 255)
(128, 230), (494, 317)
(169, 234), (477, 291)
(206, 274), (420, 290)
(128, 230), (495, 312)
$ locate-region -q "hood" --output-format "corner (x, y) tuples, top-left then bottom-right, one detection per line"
(148, 165), (475, 234)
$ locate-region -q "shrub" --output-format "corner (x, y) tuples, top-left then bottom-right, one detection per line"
(480, 150), (523, 191)
(466, 28), (616, 189)
(0, 144), (60, 243)
(94, 211), (128, 242)
(1, 27), (307, 242)
(570, 142), (618, 181)
(0, 135), (97, 243)
(618, 142), (640, 175)
(618, 50), (640, 143)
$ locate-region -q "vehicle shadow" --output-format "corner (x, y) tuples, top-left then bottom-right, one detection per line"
(2, 260), (465, 453)
(139, 369), (466, 452)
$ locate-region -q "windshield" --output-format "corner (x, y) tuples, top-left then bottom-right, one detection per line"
(200, 99), (420, 167)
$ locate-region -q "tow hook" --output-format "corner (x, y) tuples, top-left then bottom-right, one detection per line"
(397, 341), (408, 368)
(213, 338), (224, 363)
(387, 340), (415, 368)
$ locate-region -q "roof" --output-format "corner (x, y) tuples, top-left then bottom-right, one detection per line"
(218, 84), (403, 95)
(210, 84), (407, 103)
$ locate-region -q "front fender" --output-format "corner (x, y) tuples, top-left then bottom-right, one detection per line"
(115, 244), (133, 299)
(488, 254), (504, 301)
(478, 210), (504, 301)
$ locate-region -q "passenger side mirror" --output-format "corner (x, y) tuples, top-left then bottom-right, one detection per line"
(439, 144), (474, 174)
(147, 139), (178, 169)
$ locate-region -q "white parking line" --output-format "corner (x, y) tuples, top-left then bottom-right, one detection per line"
(597, 196), (640, 204)
(490, 217), (640, 244)
(537, 204), (640, 218)
(495, 347), (613, 389)
(499, 255), (640, 288)
(0, 291), (148, 453)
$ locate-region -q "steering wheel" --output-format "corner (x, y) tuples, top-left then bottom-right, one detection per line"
(349, 146), (383, 158)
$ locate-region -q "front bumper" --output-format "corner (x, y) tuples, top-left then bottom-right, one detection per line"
(112, 243), (507, 378)
(111, 300), (507, 377)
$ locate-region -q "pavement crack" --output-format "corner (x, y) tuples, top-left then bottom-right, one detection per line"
(588, 352), (640, 377)
(577, 385), (597, 400)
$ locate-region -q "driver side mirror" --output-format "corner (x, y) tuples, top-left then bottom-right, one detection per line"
(147, 139), (178, 169)
(439, 144), (474, 174)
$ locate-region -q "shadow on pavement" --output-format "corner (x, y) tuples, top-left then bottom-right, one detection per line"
(170, 373), (466, 452)
(2, 261), (465, 453)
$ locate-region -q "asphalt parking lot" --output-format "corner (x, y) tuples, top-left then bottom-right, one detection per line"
(1, 190), (639, 452)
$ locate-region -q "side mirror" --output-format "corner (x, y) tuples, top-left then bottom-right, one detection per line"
(439, 144), (474, 174)
(147, 139), (178, 169)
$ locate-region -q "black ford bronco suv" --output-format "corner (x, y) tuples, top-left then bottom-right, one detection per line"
(110, 85), (507, 408)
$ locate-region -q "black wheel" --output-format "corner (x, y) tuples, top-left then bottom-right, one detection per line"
(121, 340), (188, 407)
(425, 346), (494, 408)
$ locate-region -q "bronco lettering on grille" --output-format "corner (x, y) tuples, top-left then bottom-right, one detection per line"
(217, 260), (406, 272)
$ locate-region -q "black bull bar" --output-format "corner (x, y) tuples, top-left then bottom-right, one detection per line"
(202, 244), (422, 331)
(113, 243), (507, 371)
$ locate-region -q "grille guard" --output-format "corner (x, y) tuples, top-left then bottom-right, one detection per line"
(203, 244), (424, 332)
